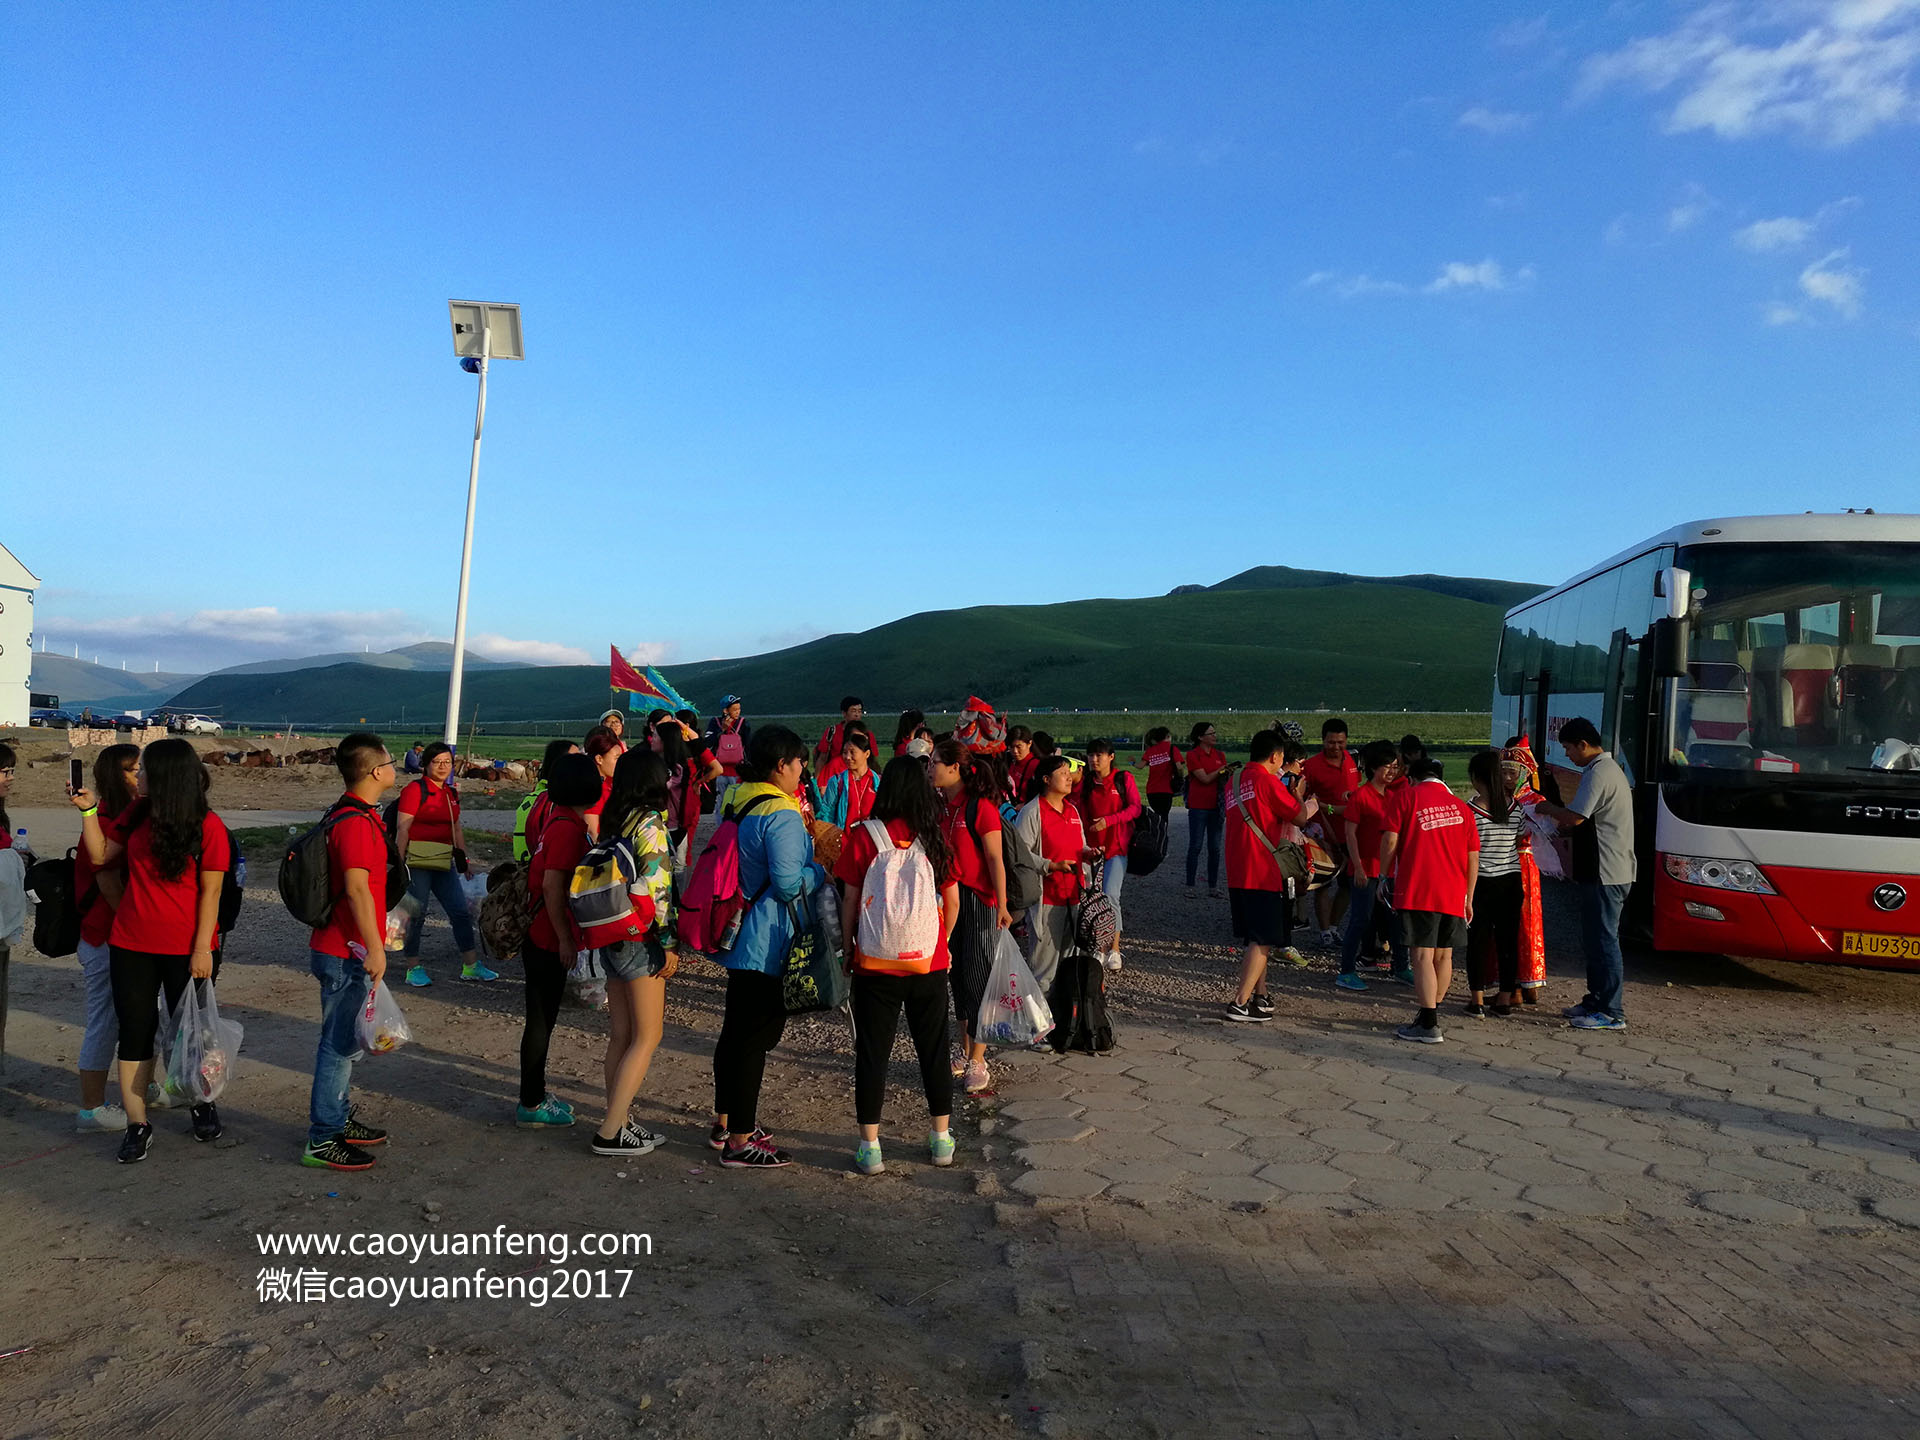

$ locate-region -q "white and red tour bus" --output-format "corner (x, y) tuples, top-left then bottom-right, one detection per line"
(1492, 513), (1920, 968)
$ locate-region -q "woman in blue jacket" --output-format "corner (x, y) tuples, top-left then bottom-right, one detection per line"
(710, 725), (826, 1169)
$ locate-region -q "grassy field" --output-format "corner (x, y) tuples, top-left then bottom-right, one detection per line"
(168, 566), (1533, 725)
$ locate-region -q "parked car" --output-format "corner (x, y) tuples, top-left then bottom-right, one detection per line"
(177, 714), (222, 735)
(29, 708), (78, 728)
(106, 714), (147, 731)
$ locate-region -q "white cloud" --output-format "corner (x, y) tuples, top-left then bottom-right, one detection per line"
(1486, 190), (1529, 211)
(1493, 14), (1552, 49)
(1578, 1), (1920, 145)
(1302, 270), (1412, 299)
(1667, 182), (1716, 231)
(1457, 105), (1534, 134)
(1425, 258), (1536, 293)
(1731, 195), (1861, 250)
(1603, 212), (1633, 246)
(619, 640), (675, 667)
(39, 606), (589, 671)
(1762, 301), (1807, 324)
(1305, 259), (1535, 299)
(1798, 247), (1866, 315)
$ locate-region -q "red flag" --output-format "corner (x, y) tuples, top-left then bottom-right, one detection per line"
(609, 645), (647, 693)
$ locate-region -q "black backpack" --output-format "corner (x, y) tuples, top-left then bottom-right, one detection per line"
(382, 777), (435, 834)
(279, 800), (407, 929)
(1047, 940), (1115, 1055)
(25, 850), (88, 959)
(1121, 773), (1168, 877)
(217, 822), (246, 934)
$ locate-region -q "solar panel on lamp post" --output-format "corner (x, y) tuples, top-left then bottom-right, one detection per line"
(442, 300), (524, 749)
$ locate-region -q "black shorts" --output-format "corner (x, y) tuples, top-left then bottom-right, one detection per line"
(1398, 909), (1469, 950)
(1229, 887), (1292, 947)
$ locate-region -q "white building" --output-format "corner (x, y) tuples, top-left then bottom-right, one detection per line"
(0, 542), (40, 728)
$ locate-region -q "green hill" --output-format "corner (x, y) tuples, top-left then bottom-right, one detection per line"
(1204, 566), (1542, 609)
(30, 654), (205, 710)
(164, 570), (1540, 725)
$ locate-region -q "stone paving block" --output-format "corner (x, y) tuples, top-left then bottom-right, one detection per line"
(1553, 1144), (1649, 1175)
(1490, 1104), (1569, 1128)
(1187, 1059), (1260, 1084)
(1703, 1151), (1823, 1185)
(1011, 1117), (1097, 1145)
(1016, 1141), (1102, 1170)
(1457, 1130), (1555, 1159)
(1156, 1123), (1248, 1155)
(1087, 1159), (1200, 1187)
(1649, 1162), (1742, 1193)
(1178, 1148), (1265, 1179)
(1205, 1091), (1288, 1120)
(1349, 1180), (1452, 1211)
(1180, 1176), (1279, 1206)
(1254, 1163), (1352, 1193)
(1145, 1102), (1234, 1129)
(1369, 1118), (1440, 1145)
(1002, 1099), (1087, 1122)
(1306, 1126), (1395, 1154)
(1338, 1096), (1421, 1120)
(1380, 1071), (1466, 1097)
(1274, 1190), (1371, 1212)
(1081, 1129), (1179, 1162)
(1009, 1168), (1110, 1200)
(1697, 1191), (1808, 1224)
(1076, 1107), (1165, 1134)
(1141, 1084), (1227, 1110)
(1173, 1037), (1251, 1062)
(1329, 1151), (1428, 1184)
(1393, 1140), (1493, 1173)
(1520, 1184), (1628, 1216)
(1421, 1170), (1524, 1204)
(1609, 1138), (1710, 1166)
(1292, 1106), (1365, 1130)
(1104, 1183), (1181, 1208)
(1220, 1113), (1312, 1138)
(1488, 1154), (1588, 1187)
(1239, 1135), (1333, 1165)
(1069, 1088), (1147, 1110)
(1871, 1195), (1920, 1228)
(1058, 1066), (1146, 1092)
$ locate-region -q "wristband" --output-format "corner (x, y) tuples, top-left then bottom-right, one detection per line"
(80, 806), (99, 817)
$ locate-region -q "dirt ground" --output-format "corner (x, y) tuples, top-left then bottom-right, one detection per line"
(4, 774), (1919, 1437)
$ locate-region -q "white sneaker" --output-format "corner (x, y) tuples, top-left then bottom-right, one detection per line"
(76, 1104), (128, 1133)
(1102, 950), (1123, 973)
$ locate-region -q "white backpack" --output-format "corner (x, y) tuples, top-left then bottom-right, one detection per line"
(854, 819), (942, 974)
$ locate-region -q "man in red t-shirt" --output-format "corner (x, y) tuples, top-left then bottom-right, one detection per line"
(1334, 739), (1409, 991)
(303, 733), (397, 1171)
(1183, 724), (1231, 896)
(814, 696), (864, 778)
(1221, 732), (1315, 1022)
(1299, 718), (1361, 946)
(1379, 759), (1480, 1044)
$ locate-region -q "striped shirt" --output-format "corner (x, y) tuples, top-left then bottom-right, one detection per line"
(1470, 800), (1528, 879)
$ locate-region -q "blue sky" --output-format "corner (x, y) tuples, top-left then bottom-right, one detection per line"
(4, 2), (1916, 675)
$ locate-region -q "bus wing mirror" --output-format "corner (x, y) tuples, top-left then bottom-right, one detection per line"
(1652, 616), (1690, 678)
(1656, 565), (1691, 621)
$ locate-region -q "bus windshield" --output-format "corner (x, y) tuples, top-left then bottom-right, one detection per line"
(1671, 541), (1920, 784)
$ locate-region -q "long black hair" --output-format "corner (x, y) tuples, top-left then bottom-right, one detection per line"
(94, 742), (141, 821)
(1468, 748), (1514, 823)
(603, 747), (671, 839)
(892, 709), (925, 748)
(931, 737), (997, 803)
(739, 724), (806, 783)
(131, 738), (210, 881)
(652, 715), (690, 774)
(871, 755), (954, 884)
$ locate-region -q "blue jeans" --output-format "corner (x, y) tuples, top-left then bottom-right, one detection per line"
(308, 949), (369, 1146)
(1340, 877), (1407, 975)
(1579, 882), (1631, 1019)
(1099, 855), (1127, 934)
(1184, 807), (1223, 888)
(403, 865), (476, 958)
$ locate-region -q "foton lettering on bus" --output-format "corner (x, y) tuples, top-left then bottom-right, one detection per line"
(1845, 805), (1920, 826)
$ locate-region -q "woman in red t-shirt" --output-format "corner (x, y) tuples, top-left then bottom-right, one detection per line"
(929, 739), (1011, 1094)
(395, 742), (486, 987)
(1072, 738), (1143, 968)
(1139, 727), (1185, 821)
(1004, 725), (1040, 803)
(72, 743), (140, 1130)
(1017, 755), (1101, 997)
(835, 756), (961, 1174)
(518, 752), (604, 1128)
(73, 738), (234, 1162)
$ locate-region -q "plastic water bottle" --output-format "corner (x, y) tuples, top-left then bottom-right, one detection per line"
(14, 828), (25, 848)
(235, 854), (248, 889)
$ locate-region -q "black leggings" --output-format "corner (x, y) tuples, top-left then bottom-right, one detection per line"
(1148, 793), (1173, 820)
(520, 942), (570, 1107)
(712, 968), (788, 1135)
(1466, 872), (1524, 994)
(853, 970), (953, 1125)
(111, 947), (223, 1063)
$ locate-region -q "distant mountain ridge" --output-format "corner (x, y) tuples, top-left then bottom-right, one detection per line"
(29, 653), (205, 711)
(213, 642), (519, 677)
(164, 563), (1549, 724)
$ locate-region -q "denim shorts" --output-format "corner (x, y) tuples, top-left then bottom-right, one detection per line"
(600, 935), (671, 981)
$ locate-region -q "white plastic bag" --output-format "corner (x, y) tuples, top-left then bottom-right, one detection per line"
(165, 979), (244, 1104)
(356, 980), (413, 1054)
(976, 929), (1053, 1047)
(461, 872), (489, 908)
(566, 950), (608, 1011)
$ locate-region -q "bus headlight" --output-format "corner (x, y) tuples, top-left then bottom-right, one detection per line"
(1663, 854), (1776, 895)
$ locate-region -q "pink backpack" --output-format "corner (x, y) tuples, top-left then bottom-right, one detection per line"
(676, 792), (775, 955)
(715, 726), (746, 767)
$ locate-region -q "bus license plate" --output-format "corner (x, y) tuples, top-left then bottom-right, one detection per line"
(1841, 932), (1920, 962)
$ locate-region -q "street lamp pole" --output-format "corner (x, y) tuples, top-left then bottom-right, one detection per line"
(443, 333), (488, 748)
(441, 300), (523, 751)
